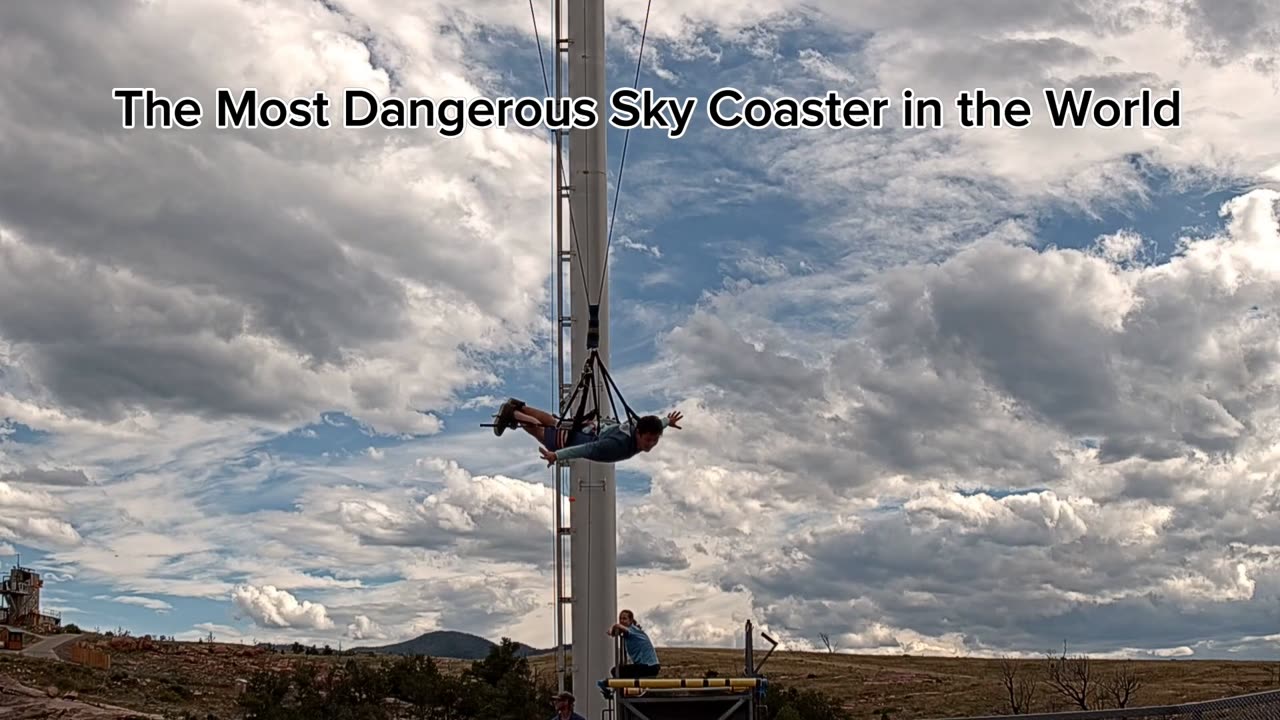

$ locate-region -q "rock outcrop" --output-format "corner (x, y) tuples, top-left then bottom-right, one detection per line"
(0, 676), (166, 719)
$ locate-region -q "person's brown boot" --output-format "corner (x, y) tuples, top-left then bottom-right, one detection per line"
(493, 398), (524, 435)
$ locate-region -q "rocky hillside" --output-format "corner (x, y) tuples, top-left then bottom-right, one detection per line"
(1, 675), (166, 719)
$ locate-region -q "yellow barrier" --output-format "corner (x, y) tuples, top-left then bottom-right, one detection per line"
(605, 677), (760, 689)
(619, 685), (754, 697)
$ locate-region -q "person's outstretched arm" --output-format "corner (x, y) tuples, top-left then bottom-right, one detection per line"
(553, 439), (605, 462)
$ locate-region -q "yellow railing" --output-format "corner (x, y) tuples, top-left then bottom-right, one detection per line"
(604, 677), (760, 689)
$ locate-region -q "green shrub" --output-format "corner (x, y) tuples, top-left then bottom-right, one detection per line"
(238, 642), (843, 720)
(764, 683), (850, 720)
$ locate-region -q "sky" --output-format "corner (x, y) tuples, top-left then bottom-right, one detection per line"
(3, 0), (1280, 663)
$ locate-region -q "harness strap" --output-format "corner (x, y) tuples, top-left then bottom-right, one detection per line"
(554, 348), (637, 433)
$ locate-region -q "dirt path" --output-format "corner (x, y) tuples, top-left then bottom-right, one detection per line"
(21, 632), (82, 661)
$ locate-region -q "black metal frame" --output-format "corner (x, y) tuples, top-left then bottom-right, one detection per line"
(615, 694), (753, 720)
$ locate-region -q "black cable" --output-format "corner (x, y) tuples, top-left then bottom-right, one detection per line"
(599, 0), (654, 296)
(528, 0), (592, 304)
(528, 0), (551, 97)
(525, 0), (654, 430)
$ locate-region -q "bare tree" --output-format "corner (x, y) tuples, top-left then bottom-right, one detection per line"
(819, 632), (836, 653)
(1098, 662), (1142, 708)
(1043, 642), (1094, 710)
(999, 656), (1038, 714)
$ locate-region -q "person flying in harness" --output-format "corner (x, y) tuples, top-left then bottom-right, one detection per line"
(493, 398), (682, 465)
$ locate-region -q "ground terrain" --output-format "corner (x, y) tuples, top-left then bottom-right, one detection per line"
(2, 633), (1279, 719)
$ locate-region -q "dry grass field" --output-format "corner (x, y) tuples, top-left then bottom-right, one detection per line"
(2, 634), (1279, 719)
(546, 647), (1279, 717)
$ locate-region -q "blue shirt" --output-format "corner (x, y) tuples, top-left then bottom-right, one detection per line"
(621, 625), (659, 666)
(554, 416), (670, 463)
(550, 713), (586, 720)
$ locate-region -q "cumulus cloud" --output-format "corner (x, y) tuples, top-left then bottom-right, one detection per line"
(0, 468), (91, 486)
(232, 584), (334, 630)
(0, 481), (82, 550)
(656, 189), (1280, 656)
(97, 595), (175, 614)
(667, 190), (1280, 494)
(0, 0), (553, 436)
(333, 458), (553, 563)
(618, 521), (690, 572)
(1180, 0), (1280, 66)
(617, 0), (1280, 283)
(346, 614), (387, 641)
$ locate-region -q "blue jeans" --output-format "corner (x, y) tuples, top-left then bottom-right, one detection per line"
(612, 663), (660, 679)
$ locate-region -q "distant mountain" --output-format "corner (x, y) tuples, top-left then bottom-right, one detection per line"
(351, 630), (558, 660)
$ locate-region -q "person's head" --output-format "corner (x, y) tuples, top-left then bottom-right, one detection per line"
(618, 609), (640, 628)
(552, 691), (575, 714)
(635, 415), (664, 452)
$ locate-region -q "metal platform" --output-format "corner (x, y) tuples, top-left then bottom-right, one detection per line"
(607, 679), (763, 720)
(599, 621), (775, 720)
(611, 689), (758, 720)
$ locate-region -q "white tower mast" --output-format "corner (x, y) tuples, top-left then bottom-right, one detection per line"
(552, 0), (614, 716)
(568, 0), (614, 712)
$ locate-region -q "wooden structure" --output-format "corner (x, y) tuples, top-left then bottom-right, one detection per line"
(1, 627), (24, 651)
(70, 642), (111, 670)
(0, 564), (61, 633)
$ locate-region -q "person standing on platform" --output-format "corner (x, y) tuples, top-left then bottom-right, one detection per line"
(609, 609), (660, 678)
